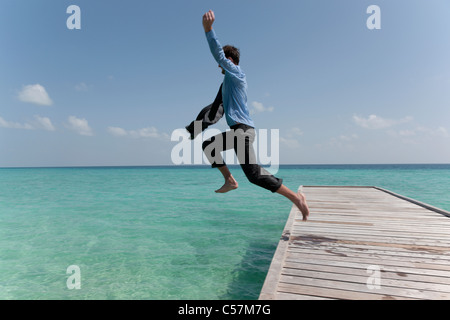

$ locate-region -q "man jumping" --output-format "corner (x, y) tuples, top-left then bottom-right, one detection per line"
(201, 10), (309, 221)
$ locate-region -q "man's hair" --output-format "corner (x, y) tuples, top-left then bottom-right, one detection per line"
(223, 45), (240, 65)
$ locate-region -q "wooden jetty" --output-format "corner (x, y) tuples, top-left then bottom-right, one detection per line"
(259, 186), (450, 300)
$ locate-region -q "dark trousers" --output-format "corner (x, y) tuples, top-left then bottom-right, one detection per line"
(202, 124), (283, 193)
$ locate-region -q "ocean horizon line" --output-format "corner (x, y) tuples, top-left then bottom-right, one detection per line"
(1, 163), (449, 169)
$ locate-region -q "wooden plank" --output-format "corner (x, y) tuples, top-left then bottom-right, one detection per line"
(283, 256), (450, 278)
(285, 251), (450, 273)
(276, 282), (417, 300)
(287, 242), (450, 261)
(278, 274), (450, 299)
(290, 224), (450, 240)
(288, 246), (450, 265)
(299, 219), (450, 232)
(259, 186), (450, 300)
(288, 233), (450, 252)
(282, 266), (450, 293)
(275, 292), (336, 300)
(374, 187), (450, 218)
(283, 261), (450, 286)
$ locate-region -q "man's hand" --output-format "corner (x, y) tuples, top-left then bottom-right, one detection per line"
(202, 10), (215, 33)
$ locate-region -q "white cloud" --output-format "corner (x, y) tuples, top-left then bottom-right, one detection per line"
(337, 134), (358, 141)
(34, 115), (55, 131)
(130, 127), (160, 139)
(0, 116), (34, 130)
(436, 127), (449, 138)
(18, 84), (53, 106)
(0, 115), (55, 131)
(289, 127), (303, 137)
(398, 130), (415, 137)
(250, 101), (274, 115)
(280, 127), (304, 149)
(388, 126), (449, 140)
(353, 114), (412, 129)
(74, 82), (90, 92)
(107, 126), (169, 139)
(108, 126), (128, 137)
(329, 134), (359, 148)
(67, 116), (93, 136)
(280, 137), (300, 149)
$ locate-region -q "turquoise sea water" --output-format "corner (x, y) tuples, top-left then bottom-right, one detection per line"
(1, 164), (449, 300)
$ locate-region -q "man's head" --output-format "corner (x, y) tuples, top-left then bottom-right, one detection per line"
(219, 45), (240, 74)
(223, 45), (240, 65)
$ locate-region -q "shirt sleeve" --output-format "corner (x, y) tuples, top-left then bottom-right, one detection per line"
(205, 29), (240, 76)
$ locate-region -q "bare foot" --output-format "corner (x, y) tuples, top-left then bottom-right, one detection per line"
(215, 176), (238, 193)
(294, 190), (310, 221)
(276, 184), (310, 221)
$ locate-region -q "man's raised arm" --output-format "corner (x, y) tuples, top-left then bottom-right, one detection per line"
(202, 10), (239, 75)
(202, 10), (215, 33)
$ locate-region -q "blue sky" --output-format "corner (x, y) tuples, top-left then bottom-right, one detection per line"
(1, 0), (449, 166)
